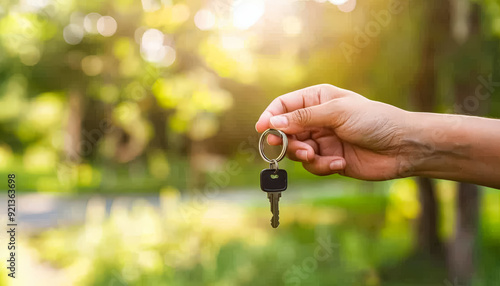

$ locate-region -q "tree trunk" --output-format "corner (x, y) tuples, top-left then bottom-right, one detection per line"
(411, 0), (450, 257)
(448, 183), (479, 284)
(65, 90), (82, 162)
(416, 177), (442, 255)
(448, 3), (484, 283)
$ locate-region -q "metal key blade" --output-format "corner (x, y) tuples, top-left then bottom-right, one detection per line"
(267, 192), (281, 228)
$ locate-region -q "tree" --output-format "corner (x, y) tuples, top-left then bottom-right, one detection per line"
(447, 1), (495, 283)
(411, 0), (451, 258)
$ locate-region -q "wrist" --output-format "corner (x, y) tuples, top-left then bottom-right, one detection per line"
(396, 111), (470, 178)
(395, 111), (430, 178)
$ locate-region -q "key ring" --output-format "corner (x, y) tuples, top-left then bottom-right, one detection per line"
(269, 159), (279, 173)
(259, 129), (288, 164)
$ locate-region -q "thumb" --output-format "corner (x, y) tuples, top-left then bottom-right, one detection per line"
(269, 101), (337, 134)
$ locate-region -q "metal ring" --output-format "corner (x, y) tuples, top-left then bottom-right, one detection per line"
(270, 159), (279, 173)
(258, 129), (288, 163)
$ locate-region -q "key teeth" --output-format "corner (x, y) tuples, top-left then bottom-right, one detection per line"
(271, 216), (280, 228)
(267, 192), (281, 228)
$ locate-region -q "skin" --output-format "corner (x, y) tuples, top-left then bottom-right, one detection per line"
(255, 84), (500, 189)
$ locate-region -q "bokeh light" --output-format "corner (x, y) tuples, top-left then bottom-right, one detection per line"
(160, 45), (176, 67)
(140, 28), (176, 66)
(194, 9), (216, 31)
(188, 113), (219, 141)
(141, 28), (164, 62)
(97, 16), (117, 37)
(19, 45), (41, 66)
(81, 55), (103, 76)
(24, 0), (50, 10)
(83, 12), (101, 34)
(171, 4), (190, 24)
(141, 29), (163, 52)
(70, 11), (85, 26)
(141, 0), (161, 12)
(63, 24), (84, 45)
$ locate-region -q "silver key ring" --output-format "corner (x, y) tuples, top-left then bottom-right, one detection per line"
(259, 129), (288, 164)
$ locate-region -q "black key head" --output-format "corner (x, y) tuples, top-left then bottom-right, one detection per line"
(260, 169), (287, 192)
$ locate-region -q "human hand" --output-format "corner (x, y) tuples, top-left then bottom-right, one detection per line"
(255, 84), (411, 180)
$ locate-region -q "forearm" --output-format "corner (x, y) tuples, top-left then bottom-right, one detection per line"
(401, 112), (500, 189)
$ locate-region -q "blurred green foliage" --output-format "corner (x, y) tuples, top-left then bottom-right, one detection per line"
(21, 181), (500, 285)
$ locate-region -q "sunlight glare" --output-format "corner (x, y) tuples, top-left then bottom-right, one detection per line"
(337, 0), (356, 12)
(233, 0), (265, 30)
(329, 0), (348, 5)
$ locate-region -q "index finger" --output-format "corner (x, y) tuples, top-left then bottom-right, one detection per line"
(255, 84), (343, 133)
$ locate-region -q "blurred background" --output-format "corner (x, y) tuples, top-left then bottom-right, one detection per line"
(0, 0), (500, 285)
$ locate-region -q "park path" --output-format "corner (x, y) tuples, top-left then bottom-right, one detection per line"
(0, 181), (344, 233)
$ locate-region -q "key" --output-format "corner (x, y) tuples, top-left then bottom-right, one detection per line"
(260, 168), (287, 228)
(258, 128), (289, 228)
(268, 192), (281, 228)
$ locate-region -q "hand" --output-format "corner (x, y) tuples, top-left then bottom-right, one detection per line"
(255, 84), (411, 180)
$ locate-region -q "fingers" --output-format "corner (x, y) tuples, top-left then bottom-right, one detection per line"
(267, 134), (283, 145)
(303, 155), (346, 176)
(266, 136), (317, 161)
(285, 138), (345, 176)
(286, 139), (316, 162)
(255, 84), (344, 133)
(269, 100), (340, 134)
(267, 131), (311, 146)
(264, 132), (346, 176)
(256, 110), (275, 133)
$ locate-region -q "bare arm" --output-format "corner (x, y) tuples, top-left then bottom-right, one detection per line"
(403, 112), (500, 188)
(255, 84), (500, 189)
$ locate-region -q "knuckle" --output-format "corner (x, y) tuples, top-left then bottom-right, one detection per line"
(292, 108), (312, 126)
(318, 83), (336, 93)
(318, 83), (334, 90)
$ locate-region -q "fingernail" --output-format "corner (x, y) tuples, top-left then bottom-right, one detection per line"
(296, 150), (308, 161)
(255, 122), (259, 132)
(330, 160), (344, 170)
(270, 116), (288, 128)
